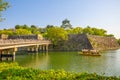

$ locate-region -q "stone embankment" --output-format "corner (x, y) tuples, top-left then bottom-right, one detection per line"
(58, 34), (119, 51)
(88, 35), (119, 51)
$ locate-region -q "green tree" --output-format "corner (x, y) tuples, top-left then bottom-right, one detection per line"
(0, 0), (9, 21)
(15, 24), (29, 29)
(14, 29), (32, 35)
(14, 25), (41, 34)
(15, 25), (22, 29)
(0, 29), (14, 35)
(67, 27), (83, 34)
(117, 39), (120, 45)
(46, 25), (54, 28)
(83, 26), (94, 35)
(92, 28), (107, 36)
(30, 25), (41, 34)
(106, 34), (114, 37)
(82, 26), (109, 36)
(31, 25), (37, 29)
(46, 27), (68, 45)
(23, 24), (29, 29)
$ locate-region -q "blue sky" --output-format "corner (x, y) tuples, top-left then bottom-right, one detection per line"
(0, 0), (120, 38)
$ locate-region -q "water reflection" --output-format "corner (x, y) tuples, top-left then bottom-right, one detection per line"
(16, 52), (49, 69)
(15, 49), (120, 76)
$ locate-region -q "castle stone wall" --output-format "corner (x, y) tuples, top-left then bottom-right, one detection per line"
(88, 35), (119, 50)
(60, 34), (93, 51)
(57, 34), (119, 51)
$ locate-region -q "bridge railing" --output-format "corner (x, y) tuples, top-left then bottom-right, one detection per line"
(0, 39), (51, 46)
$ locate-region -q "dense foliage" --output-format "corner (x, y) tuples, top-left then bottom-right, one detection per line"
(117, 39), (120, 45)
(0, 0), (9, 21)
(0, 25), (42, 35)
(0, 62), (119, 80)
(46, 27), (68, 45)
(0, 25), (114, 45)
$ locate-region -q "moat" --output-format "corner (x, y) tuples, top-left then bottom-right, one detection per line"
(15, 49), (120, 76)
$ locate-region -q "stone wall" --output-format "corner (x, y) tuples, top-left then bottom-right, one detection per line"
(88, 35), (119, 50)
(59, 34), (93, 51)
(56, 34), (119, 51)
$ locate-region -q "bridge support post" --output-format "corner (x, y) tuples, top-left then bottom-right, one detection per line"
(39, 45), (42, 51)
(0, 51), (2, 61)
(31, 47), (35, 52)
(35, 45), (39, 54)
(12, 47), (17, 61)
(12, 51), (15, 61)
(42, 45), (45, 52)
(0, 51), (4, 61)
(41, 45), (48, 52)
(46, 45), (48, 52)
(27, 47), (31, 52)
(6, 50), (10, 61)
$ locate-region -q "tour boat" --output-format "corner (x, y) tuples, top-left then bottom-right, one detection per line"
(79, 49), (101, 56)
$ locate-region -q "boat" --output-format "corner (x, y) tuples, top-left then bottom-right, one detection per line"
(79, 49), (101, 56)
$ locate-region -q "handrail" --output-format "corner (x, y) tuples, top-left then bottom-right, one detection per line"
(0, 39), (51, 46)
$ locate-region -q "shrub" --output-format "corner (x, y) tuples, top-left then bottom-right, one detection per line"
(0, 62), (119, 80)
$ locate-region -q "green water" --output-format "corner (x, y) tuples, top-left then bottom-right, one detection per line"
(15, 49), (120, 76)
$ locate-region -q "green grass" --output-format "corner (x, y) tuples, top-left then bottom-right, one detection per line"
(0, 62), (119, 80)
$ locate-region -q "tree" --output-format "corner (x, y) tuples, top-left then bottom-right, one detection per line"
(106, 34), (114, 37)
(67, 27), (83, 34)
(92, 28), (107, 36)
(82, 26), (109, 36)
(15, 25), (21, 29)
(46, 27), (68, 45)
(31, 25), (37, 29)
(30, 25), (41, 34)
(0, 29), (14, 35)
(0, 0), (9, 21)
(46, 25), (54, 28)
(15, 24), (29, 29)
(23, 24), (29, 29)
(117, 39), (120, 45)
(14, 29), (32, 35)
(83, 26), (93, 35)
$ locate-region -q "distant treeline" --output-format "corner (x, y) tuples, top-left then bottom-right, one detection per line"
(0, 25), (115, 44)
(0, 25), (113, 36)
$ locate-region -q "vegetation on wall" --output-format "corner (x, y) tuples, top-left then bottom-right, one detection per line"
(117, 39), (120, 45)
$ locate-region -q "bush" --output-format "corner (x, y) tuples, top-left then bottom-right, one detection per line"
(0, 62), (119, 80)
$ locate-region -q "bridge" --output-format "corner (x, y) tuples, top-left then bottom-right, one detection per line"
(0, 39), (51, 61)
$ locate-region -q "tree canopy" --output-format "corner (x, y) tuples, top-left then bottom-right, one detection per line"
(0, 0), (9, 21)
(117, 39), (120, 45)
(46, 27), (68, 45)
(66, 27), (83, 34)
(14, 29), (32, 35)
(0, 24), (115, 45)
(82, 26), (107, 36)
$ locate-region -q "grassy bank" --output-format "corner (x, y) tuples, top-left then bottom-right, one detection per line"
(0, 62), (119, 80)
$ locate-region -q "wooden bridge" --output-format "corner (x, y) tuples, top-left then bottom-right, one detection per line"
(0, 39), (51, 61)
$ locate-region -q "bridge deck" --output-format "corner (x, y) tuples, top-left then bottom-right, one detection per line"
(0, 39), (51, 50)
(0, 38), (51, 61)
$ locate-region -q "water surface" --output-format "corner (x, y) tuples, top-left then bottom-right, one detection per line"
(16, 49), (120, 76)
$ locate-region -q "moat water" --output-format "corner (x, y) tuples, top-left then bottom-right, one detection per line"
(15, 49), (120, 76)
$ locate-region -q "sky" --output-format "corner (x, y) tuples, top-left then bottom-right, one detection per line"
(0, 0), (120, 38)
